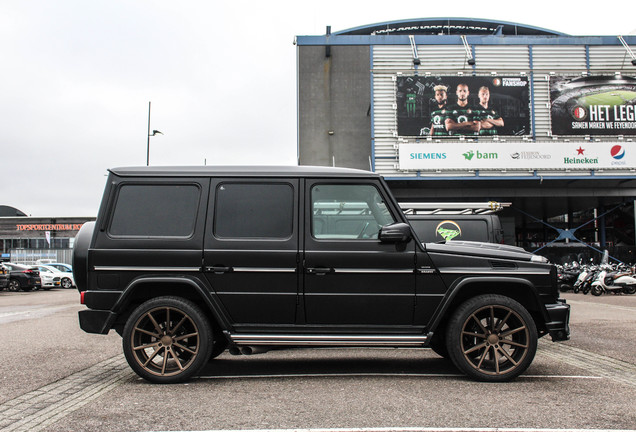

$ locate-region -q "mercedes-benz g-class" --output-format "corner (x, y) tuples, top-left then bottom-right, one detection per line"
(74, 166), (570, 383)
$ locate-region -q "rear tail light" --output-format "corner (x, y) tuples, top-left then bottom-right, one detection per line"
(80, 291), (86, 304)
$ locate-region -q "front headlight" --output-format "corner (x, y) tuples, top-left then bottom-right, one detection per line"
(530, 254), (549, 263)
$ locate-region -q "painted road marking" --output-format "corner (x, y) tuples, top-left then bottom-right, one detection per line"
(150, 428), (636, 432)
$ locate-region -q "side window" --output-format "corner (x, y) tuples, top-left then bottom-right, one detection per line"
(109, 184), (200, 237)
(214, 183), (294, 239)
(311, 184), (395, 240)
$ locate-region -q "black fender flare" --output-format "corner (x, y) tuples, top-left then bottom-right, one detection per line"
(110, 275), (232, 331)
(427, 276), (549, 335)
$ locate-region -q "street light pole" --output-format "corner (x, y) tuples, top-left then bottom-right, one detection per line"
(146, 102), (163, 166)
(146, 101), (151, 166)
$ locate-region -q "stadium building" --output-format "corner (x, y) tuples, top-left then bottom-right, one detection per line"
(295, 18), (636, 263)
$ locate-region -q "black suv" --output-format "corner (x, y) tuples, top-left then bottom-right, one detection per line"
(74, 166), (570, 383)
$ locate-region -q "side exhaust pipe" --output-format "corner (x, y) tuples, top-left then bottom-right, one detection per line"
(229, 346), (270, 355)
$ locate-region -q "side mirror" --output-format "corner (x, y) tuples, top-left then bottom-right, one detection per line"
(379, 223), (412, 243)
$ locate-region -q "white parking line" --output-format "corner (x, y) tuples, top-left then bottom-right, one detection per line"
(565, 299), (636, 312)
(152, 427), (635, 432)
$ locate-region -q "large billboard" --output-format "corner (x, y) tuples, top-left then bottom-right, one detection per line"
(399, 142), (634, 170)
(550, 75), (636, 136)
(396, 75), (531, 137)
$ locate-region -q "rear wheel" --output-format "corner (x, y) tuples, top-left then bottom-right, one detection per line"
(61, 278), (73, 289)
(122, 296), (213, 383)
(8, 279), (20, 292)
(445, 294), (537, 382)
(623, 286), (636, 295)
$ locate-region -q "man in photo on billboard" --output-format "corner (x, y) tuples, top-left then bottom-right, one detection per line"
(476, 86), (504, 135)
(444, 83), (481, 135)
(429, 85), (449, 136)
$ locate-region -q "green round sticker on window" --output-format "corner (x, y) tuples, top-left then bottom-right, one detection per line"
(436, 220), (462, 241)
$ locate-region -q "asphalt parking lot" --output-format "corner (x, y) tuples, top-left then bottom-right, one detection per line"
(0, 289), (634, 432)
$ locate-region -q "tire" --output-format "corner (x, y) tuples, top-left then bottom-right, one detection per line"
(591, 286), (603, 296)
(445, 294), (538, 382)
(61, 278), (73, 289)
(122, 296), (213, 383)
(8, 279), (20, 292)
(623, 286), (636, 295)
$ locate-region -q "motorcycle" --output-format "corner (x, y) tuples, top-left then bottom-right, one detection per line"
(573, 265), (599, 295)
(557, 262), (580, 292)
(591, 265), (636, 296)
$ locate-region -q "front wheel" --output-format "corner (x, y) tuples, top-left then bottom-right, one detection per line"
(445, 294), (537, 382)
(122, 296), (213, 383)
(591, 286), (603, 296)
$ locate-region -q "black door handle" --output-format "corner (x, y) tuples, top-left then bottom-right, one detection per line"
(205, 266), (232, 274)
(306, 267), (334, 275)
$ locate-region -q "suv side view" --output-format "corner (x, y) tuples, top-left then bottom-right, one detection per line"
(74, 166), (570, 383)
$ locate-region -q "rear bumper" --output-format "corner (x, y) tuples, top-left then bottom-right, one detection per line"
(544, 299), (571, 341)
(78, 309), (116, 334)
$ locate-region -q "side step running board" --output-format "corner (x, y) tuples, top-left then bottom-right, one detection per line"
(229, 334), (428, 347)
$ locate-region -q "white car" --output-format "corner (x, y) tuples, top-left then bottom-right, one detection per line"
(35, 265), (73, 289)
(35, 266), (61, 290)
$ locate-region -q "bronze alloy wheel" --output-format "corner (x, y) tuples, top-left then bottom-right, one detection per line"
(123, 297), (213, 383)
(130, 306), (200, 377)
(460, 305), (529, 376)
(446, 294), (537, 382)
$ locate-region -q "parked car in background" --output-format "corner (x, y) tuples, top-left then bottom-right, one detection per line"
(44, 263), (74, 288)
(35, 266), (61, 290)
(47, 263), (73, 273)
(36, 265), (75, 288)
(3, 263), (41, 291)
(0, 264), (9, 290)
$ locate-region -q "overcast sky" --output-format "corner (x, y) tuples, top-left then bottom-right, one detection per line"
(2, 0), (635, 217)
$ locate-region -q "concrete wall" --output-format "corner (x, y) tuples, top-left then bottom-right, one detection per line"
(298, 45), (371, 170)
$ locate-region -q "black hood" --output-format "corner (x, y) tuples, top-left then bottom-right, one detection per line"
(424, 241), (549, 263)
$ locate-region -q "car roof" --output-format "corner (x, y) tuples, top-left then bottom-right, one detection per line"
(109, 165), (378, 178)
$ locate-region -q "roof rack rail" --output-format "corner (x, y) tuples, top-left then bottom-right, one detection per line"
(399, 201), (511, 215)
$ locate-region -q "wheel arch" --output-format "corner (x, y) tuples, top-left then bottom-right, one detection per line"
(428, 276), (549, 338)
(110, 276), (230, 338)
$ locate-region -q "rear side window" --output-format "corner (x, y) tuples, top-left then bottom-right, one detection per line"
(109, 184), (200, 237)
(214, 183), (293, 239)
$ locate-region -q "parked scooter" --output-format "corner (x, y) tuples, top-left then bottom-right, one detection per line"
(573, 265), (599, 294)
(591, 265), (636, 296)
